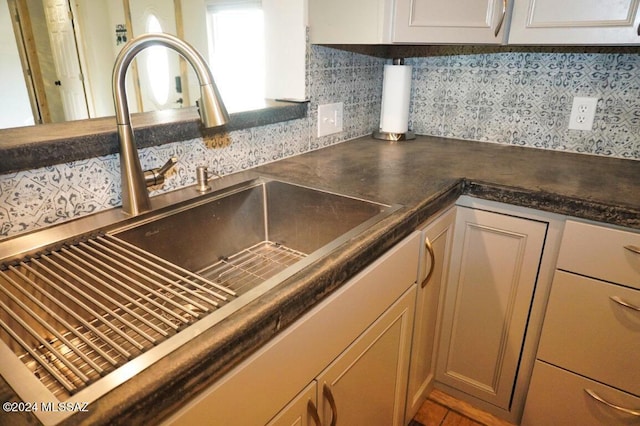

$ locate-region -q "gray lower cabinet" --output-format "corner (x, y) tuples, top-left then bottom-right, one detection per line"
(269, 285), (416, 426)
(522, 220), (640, 425)
(434, 202), (558, 423)
(162, 232), (420, 426)
(314, 286), (416, 426)
(405, 207), (456, 420)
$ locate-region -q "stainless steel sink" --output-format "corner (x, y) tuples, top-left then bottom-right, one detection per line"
(115, 178), (389, 282)
(0, 177), (399, 425)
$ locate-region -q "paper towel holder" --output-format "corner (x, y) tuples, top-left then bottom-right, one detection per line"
(373, 58), (416, 141)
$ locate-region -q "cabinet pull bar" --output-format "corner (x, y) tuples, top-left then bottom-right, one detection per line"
(323, 384), (338, 426)
(307, 400), (322, 426)
(610, 296), (640, 312)
(637, 22), (640, 36)
(585, 389), (640, 416)
(422, 236), (436, 288)
(624, 245), (640, 255)
(494, 0), (507, 37)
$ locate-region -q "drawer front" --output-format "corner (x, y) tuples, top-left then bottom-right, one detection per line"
(557, 220), (640, 289)
(538, 271), (640, 396)
(522, 361), (640, 426)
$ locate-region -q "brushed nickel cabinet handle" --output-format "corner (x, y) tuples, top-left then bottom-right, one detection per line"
(307, 400), (321, 426)
(494, 0), (507, 37)
(624, 245), (640, 255)
(323, 384), (338, 426)
(585, 389), (640, 416)
(422, 236), (436, 288)
(610, 296), (640, 312)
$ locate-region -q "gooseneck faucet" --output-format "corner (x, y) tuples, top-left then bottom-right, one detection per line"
(112, 33), (229, 215)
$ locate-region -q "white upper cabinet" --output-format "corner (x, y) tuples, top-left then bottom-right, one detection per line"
(509, 0), (640, 44)
(310, 0), (640, 45)
(392, 0), (509, 44)
(309, 0), (509, 44)
(308, 0), (394, 44)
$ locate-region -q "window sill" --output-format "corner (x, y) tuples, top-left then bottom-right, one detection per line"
(0, 100), (307, 174)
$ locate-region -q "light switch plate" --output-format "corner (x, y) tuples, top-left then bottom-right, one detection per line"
(317, 103), (343, 137)
(569, 97), (598, 131)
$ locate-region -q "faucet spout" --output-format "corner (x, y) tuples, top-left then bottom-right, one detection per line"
(112, 33), (229, 216)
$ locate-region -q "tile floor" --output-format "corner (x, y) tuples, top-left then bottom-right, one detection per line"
(410, 399), (481, 426)
(411, 390), (516, 426)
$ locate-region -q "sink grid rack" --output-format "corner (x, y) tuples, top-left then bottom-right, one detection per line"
(0, 234), (305, 399)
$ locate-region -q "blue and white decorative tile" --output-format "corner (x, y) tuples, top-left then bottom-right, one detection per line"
(411, 50), (640, 160)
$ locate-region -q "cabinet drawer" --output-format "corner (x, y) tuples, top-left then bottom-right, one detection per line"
(557, 220), (640, 289)
(522, 361), (640, 426)
(538, 271), (640, 396)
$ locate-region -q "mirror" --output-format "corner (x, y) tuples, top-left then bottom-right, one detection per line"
(1, 0), (306, 130)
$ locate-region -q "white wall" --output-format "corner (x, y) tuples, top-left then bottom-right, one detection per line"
(264, 0), (307, 101)
(180, 0), (209, 107)
(0, 2), (35, 129)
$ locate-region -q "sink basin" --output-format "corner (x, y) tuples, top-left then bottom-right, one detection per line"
(0, 177), (399, 425)
(114, 178), (392, 288)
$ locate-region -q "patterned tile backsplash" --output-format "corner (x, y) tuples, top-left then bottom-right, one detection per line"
(1, 45), (639, 240)
(0, 45), (385, 240)
(406, 49), (640, 159)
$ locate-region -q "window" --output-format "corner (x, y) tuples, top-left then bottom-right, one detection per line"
(145, 13), (170, 106)
(206, 0), (265, 112)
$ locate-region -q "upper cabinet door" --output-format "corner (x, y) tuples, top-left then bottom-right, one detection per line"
(509, 0), (640, 44)
(393, 0), (510, 44)
(309, 0), (508, 44)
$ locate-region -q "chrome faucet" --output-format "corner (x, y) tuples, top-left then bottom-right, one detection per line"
(112, 33), (229, 215)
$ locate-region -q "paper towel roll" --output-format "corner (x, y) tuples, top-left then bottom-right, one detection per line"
(379, 64), (412, 134)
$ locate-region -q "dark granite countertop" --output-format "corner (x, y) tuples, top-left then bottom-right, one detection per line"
(1, 135), (638, 425)
(263, 136), (639, 228)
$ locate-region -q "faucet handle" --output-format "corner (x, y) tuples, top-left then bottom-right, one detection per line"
(144, 157), (177, 187)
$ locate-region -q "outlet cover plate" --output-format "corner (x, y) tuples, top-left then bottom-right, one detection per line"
(317, 103), (343, 137)
(569, 97), (598, 131)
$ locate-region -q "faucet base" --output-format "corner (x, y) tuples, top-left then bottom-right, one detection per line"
(118, 123), (152, 215)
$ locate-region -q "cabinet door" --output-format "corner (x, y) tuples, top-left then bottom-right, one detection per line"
(308, 0), (394, 44)
(405, 207), (455, 420)
(317, 286), (416, 426)
(435, 207), (547, 410)
(509, 0), (640, 44)
(267, 382), (320, 426)
(393, 0), (509, 43)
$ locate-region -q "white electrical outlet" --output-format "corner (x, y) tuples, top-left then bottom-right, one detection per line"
(568, 97), (598, 131)
(317, 103), (343, 137)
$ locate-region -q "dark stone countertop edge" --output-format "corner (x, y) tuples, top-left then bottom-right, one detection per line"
(0, 101), (307, 174)
(462, 180), (640, 230)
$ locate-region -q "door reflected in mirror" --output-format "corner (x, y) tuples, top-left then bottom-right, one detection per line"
(1, 0), (305, 130)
